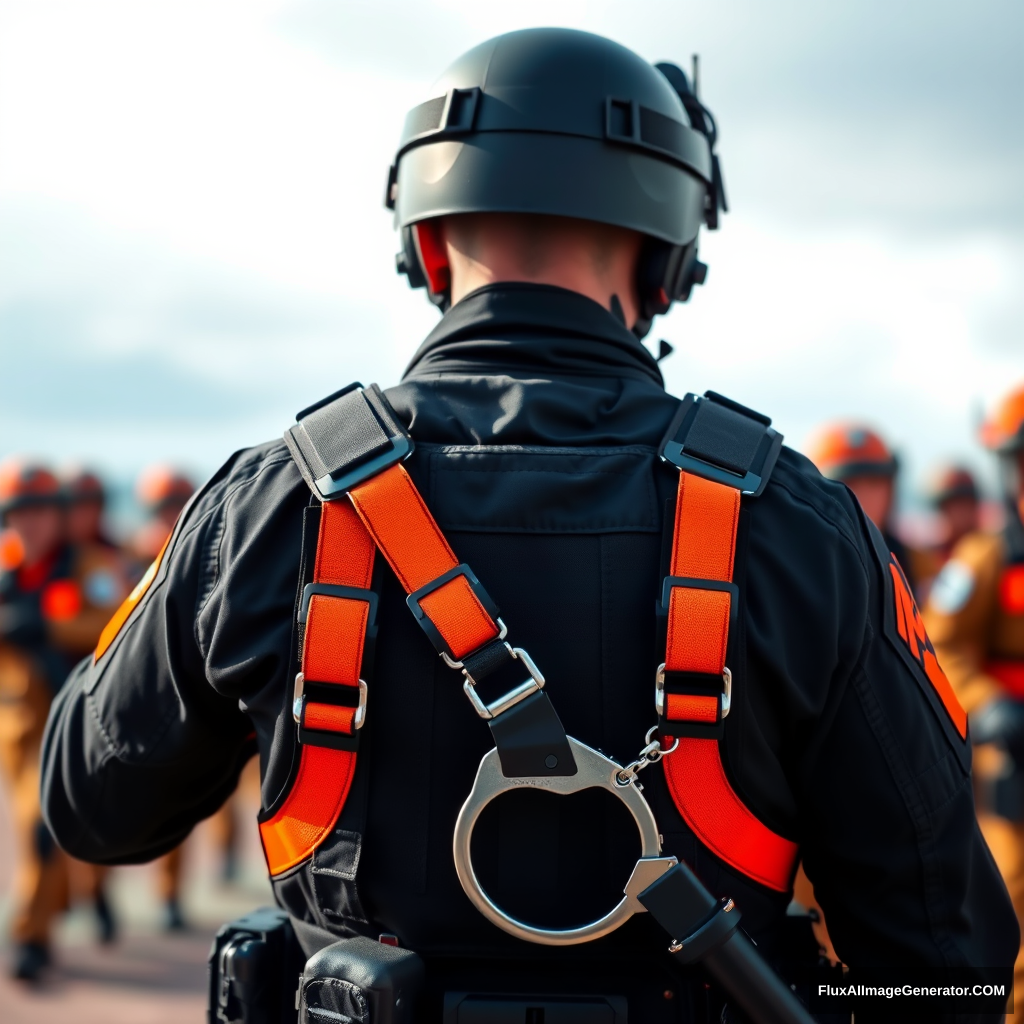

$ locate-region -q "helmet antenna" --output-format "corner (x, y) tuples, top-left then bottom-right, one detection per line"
(692, 54), (700, 99)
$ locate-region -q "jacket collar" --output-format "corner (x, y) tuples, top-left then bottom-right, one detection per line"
(402, 283), (664, 388)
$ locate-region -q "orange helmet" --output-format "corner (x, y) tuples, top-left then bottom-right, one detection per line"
(0, 458), (63, 516)
(981, 384), (1024, 453)
(60, 465), (105, 504)
(805, 423), (898, 481)
(136, 464), (195, 513)
(925, 464), (979, 507)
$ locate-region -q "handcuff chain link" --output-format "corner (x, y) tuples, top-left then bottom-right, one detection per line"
(615, 725), (680, 787)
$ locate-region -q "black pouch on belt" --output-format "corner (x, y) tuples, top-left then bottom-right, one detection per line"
(208, 906), (305, 1024)
(299, 935), (425, 1024)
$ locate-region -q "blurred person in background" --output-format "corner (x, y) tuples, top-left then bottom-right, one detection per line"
(57, 466), (128, 945)
(0, 459), (125, 980)
(61, 466), (119, 551)
(806, 422), (925, 595)
(131, 464), (195, 563)
(799, 421), (931, 961)
(924, 383), (1024, 1022)
(926, 463), (982, 564)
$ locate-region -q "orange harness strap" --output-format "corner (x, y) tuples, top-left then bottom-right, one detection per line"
(259, 500), (376, 875)
(660, 472), (799, 892)
(260, 464), (503, 877)
(348, 463), (502, 660)
(264, 420), (797, 893)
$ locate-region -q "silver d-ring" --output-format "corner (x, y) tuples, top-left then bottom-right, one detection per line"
(453, 736), (678, 946)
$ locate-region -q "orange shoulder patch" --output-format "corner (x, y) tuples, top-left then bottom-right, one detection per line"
(94, 535), (170, 662)
(889, 555), (967, 739)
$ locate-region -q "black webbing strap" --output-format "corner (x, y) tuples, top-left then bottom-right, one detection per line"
(284, 383), (412, 501)
(659, 390), (783, 497)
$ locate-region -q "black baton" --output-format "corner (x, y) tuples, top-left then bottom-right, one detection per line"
(639, 862), (816, 1024)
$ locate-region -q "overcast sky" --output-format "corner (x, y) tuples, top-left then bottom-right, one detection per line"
(0, 0), (1021, 511)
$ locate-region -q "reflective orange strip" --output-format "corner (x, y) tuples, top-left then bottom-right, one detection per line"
(259, 500), (376, 876)
(666, 693), (718, 723)
(661, 470), (798, 892)
(94, 534), (170, 661)
(350, 464), (499, 660)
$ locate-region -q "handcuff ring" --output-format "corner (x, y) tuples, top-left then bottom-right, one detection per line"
(453, 736), (677, 946)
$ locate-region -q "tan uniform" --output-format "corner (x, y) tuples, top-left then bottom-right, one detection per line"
(0, 542), (126, 946)
(924, 530), (1024, 1021)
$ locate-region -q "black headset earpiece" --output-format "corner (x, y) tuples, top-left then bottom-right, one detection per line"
(395, 225), (427, 291)
(631, 59), (724, 338)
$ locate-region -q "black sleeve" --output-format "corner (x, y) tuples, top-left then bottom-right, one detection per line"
(796, 487), (1018, 989)
(40, 443), (304, 864)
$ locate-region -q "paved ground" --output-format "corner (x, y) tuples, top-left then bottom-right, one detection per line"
(0, 767), (273, 1023)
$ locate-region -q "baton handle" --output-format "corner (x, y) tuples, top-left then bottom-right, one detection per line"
(704, 929), (815, 1024)
(638, 862), (815, 1024)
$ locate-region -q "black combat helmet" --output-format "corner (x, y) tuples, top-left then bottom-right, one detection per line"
(385, 27), (726, 338)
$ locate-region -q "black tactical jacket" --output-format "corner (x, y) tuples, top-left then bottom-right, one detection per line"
(41, 284), (1015, 1004)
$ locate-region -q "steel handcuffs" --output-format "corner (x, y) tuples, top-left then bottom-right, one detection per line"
(453, 735), (678, 945)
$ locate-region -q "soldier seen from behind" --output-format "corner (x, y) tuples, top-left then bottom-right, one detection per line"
(40, 28), (1016, 1022)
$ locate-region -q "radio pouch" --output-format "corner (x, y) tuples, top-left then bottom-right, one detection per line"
(208, 906), (304, 1024)
(299, 935), (425, 1024)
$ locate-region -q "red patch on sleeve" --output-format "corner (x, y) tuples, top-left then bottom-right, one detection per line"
(889, 555), (967, 739)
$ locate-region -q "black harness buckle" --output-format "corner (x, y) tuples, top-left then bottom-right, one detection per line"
(298, 583), (378, 627)
(285, 383), (414, 502)
(659, 391), (782, 496)
(406, 563), (503, 666)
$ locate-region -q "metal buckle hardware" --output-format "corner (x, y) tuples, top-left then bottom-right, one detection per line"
(298, 583), (378, 626)
(292, 672), (368, 730)
(655, 663), (732, 719)
(462, 646), (544, 720)
(441, 619), (508, 671)
(453, 736), (678, 946)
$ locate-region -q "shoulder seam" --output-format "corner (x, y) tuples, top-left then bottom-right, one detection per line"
(768, 465), (870, 578)
(189, 453), (298, 658)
